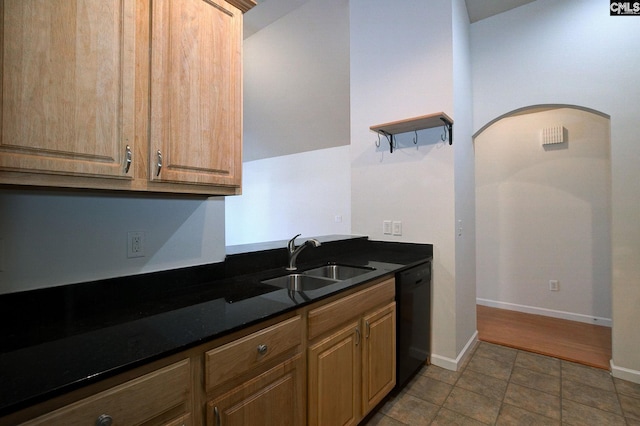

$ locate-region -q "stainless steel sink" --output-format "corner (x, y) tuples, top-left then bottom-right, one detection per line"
(262, 264), (375, 292)
(262, 274), (338, 291)
(302, 264), (374, 280)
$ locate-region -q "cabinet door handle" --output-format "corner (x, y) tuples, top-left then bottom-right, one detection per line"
(257, 344), (268, 355)
(96, 414), (113, 426)
(355, 327), (361, 346)
(214, 406), (221, 426)
(156, 150), (163, 176)
(365, 320), (371, 338)
(124, 145), (132, 174)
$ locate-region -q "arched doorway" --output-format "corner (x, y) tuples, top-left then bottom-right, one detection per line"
(474, 105), (612, 366)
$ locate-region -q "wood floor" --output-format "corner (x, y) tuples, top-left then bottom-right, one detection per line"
(476, 305), (612, 370)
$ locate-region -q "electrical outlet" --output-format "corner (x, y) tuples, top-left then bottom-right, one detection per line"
(549, 280), (559, 291)
(392, 221), (402, 236)
(127, 231), (145, 258)
(383, 220), (392, 235)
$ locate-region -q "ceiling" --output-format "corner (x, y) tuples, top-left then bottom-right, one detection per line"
(244, 0), (537, 38)
(464, 0), (536, 23)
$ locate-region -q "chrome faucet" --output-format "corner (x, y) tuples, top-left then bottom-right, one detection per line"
(286, 234), (321, 271)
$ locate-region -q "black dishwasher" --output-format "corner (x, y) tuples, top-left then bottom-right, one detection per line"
(395, 260), (431, 391)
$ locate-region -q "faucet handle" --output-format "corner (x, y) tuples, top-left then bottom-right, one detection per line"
(288, 234), (301, 252)
(306, 238), (321, 248)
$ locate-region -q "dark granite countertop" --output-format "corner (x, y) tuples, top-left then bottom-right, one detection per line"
(0, 236), (432, 417)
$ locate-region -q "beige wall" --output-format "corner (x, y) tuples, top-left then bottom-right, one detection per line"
(476, 107), (611, 324)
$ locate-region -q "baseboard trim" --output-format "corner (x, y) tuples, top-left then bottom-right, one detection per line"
(477, 298), (612, 327)
(611, 360), (640, 384)
(431, 331), (478, 371)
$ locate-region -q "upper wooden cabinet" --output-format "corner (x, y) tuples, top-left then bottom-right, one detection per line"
(149, 0), (241, 188)
(0, 0), (136, 180)
(0, 0), (252, 195)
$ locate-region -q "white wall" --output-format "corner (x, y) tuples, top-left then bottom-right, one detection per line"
(0, 189), (226, 294)
(452, 0), (477, 358)
(228, 0), (352, 244)
(471, 0), (640, 382)
(242, 0), (350, 161)
(476, 107), (611, 324)
(225, 145), (351, 245)
(350, 0), (476, 369)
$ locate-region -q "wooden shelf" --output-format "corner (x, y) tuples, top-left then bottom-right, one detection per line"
(370, 112), (453, 151)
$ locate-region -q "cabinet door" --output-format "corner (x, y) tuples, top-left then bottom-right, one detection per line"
(362, 302), (396, 415)
(149, 0), (242, 187)
(0, 0), (135, 179)
(308, 320), (360, 426)
(207, 354), (304, 426)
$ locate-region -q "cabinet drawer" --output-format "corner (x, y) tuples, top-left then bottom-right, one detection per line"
(24, 359), (190, 426)
(308, 277), (395, 341)
(205, 315), (302, 391)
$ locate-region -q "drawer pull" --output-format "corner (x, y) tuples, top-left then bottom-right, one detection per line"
(257, 344), (268, 355)
(355, 327), (361, 346)
(96, 414), (113, 426)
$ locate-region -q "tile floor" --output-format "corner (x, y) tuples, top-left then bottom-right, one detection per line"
(364, 342), (640, 425)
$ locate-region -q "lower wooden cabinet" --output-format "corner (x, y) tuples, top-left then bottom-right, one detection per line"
(206, 354), (304, 426)
(203, 315), (304, 426)
(4, 276), (398, 426)
(22, 359), (191, 426)
(307, 278), (396, 426)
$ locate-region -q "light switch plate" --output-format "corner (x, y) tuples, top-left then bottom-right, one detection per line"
(392, 221), (402, 236)
(383, 220), (392, 235)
